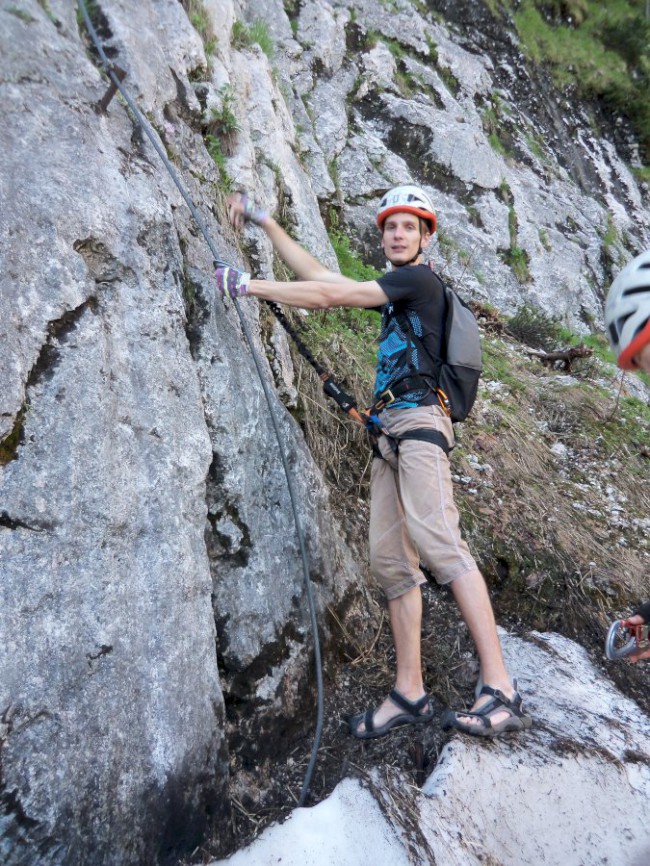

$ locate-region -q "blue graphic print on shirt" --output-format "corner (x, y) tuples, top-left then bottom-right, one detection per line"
(374, 304), (429, 408)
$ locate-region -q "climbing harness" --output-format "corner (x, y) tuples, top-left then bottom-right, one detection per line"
(257, 294), (453, 457)
(605, 618), (650, 660)
(77, 0), (323, 807)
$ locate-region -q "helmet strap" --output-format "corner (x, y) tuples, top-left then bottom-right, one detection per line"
(405, 217), (427, 264)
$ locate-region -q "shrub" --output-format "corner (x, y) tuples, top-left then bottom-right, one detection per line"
(506, 303), (562, 349)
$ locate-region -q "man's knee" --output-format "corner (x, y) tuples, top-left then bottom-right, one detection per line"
(370, 552), (425, 599)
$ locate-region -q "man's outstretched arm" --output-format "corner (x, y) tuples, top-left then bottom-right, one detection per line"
(247, 277), (388, 310)
(228, 193), (352, 285)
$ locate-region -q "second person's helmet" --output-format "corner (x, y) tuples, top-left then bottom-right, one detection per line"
(605, 249), (650, 369)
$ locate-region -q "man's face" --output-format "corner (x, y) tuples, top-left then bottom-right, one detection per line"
(634, 341), (650, 373)
(381, 212), (432, 265)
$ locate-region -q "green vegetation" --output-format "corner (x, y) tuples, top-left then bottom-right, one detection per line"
(501, 0), (650, 166)
(556, 328), (617, 364)
(538, 227), (552, 251)
(181, 0), (216, 55)
(425, 36), (439, 63)
(232, 18), (275, 58)
(496, 179), (532, 282)
(76, 0), (98, 28)
(482, 94), (517, 157)
(483, 106), (508, 156)
(328, 214), (382, 282)
(507, 303), (563, 348)
(601, 214), (619, 253)
(502, 246), (531, 283)
(0, 408), (25, 466)
(482, 339), (529, 391)
(37, 0), (56, 22)
(437, 63), (461, 96)
(289, 216), (383, 372)
(205, 84), (239, 151)
(205, 134), (232, 192)
(8, 5), (35, 21)
(632, 165), (650, 184)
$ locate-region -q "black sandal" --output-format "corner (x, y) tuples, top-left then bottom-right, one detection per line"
(349, 689), (434, 740)
(441, 684), (532, 738)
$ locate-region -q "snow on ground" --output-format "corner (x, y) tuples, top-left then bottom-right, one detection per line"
(212, 777), (412, 865)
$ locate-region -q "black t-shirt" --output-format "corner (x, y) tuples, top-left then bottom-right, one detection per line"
(373, 264), (447, 407)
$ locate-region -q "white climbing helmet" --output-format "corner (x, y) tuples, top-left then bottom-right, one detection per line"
(376, 185), (437, 233)
(605, 249), (650, 369)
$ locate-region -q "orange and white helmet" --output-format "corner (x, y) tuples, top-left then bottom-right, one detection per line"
(376, 185), (437, 233)
(605, 249), (650, 369)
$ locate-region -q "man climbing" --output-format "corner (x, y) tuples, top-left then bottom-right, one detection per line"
(218, 186), (531, 738)
(605, 249), (650, 662)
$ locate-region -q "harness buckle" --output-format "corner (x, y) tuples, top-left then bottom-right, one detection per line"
(375, 388), (396, 411)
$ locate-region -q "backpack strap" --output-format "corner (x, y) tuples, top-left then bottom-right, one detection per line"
(393, 311), (451, 417)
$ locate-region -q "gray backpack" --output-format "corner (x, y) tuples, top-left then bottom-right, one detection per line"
(397, 282), (482, 422)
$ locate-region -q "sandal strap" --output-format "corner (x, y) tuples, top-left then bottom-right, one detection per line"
(478, 685), (523, 709)
(388, 689), (430, 715)
(364, 708), (375, 734)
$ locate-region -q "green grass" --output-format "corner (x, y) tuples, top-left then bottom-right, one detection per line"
(501, 246), (531, 283)
(506, 0), (650, 162)
(556, 329), (617, 364)
(298, 219), (383, 371)
(0, 408), (25, 465)
(207, 84), (239, 140)
(328, 218), (382, 283)
(482, 340), (529, 392)
(601, 214), (619, 251)
(76, 0), (98, 28)
(632, 165), (650, 184)
(8, 5), (36, 21)
(538, 227), (552, 251)
(205, 135), (233, 192)
(232, 18), (274, 58)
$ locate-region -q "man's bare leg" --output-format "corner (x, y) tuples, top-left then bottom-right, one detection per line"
(450, 568), (515, 726)
(353, 585), (429, 733)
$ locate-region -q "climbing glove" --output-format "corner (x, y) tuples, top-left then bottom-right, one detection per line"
(240, 194), (268, 226)
(229, 192), (268, 228)
(215, 265), (251, 299)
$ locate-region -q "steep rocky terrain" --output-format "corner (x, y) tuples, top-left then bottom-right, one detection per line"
(0, 0), (649, 864)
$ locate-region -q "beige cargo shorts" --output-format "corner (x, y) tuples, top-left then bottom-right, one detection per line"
(369, 404), (477, 600)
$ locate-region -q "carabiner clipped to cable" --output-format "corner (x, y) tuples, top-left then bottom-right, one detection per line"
(605, 619), (650, 660)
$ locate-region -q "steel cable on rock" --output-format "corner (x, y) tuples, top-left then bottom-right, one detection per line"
(77, 0), (324, 807)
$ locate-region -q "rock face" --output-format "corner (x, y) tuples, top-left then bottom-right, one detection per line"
(1, 0), (649, 864)
(0, 2), (362, 863)
(210, 630), (650, 866)
(1, 4), (228, 864)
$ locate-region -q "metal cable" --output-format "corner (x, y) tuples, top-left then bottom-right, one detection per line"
(77, 0), (324, 807)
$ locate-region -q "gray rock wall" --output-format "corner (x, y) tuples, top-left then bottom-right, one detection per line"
(0, 1), (363, 863)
